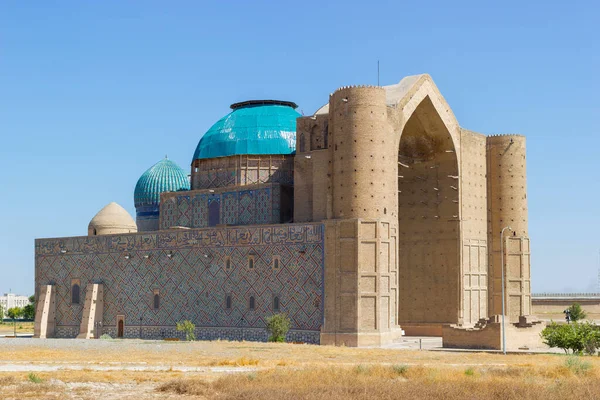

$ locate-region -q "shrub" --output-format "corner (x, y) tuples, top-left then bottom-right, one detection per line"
(27, 373), (42, 383)
(392, 365), (409, 375)
(565, 356), (592, 375)
(580, 323), (600, 356)
(568, 303), (587, 322)
(541, 321), (600, 355)
(266, 313), (291, 343)
(176, 320), (196, 341)
(464, 367), (475, 376)
(100, 334), (112, 340)
(541, 322), (571, 354)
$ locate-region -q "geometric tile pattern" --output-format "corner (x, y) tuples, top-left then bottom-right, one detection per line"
(35, 223), (324, 340)
(222, 192), (238, 225)
(256, 189), (271, 225)
(238, 190), (255, 225)
(192, 194), (209, 227)
(160, 185), (281, 230)
(176, 195), (191, 227)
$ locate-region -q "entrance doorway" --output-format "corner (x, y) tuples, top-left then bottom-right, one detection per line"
(117, 315), (124, 338)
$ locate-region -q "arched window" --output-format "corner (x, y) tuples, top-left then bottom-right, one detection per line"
(226, 295), (232, 309)
(225, 257), (231, 269)
(153, 293), (160, 310)
(248, 257), (254, 269)
(71, 284), (80, 304)
(273, 258), (279, 269)
(249, 296), (255, 310)
(273, 296), (280, 312)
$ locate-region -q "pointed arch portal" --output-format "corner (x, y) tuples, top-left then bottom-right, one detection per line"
(397, 95), (461, 327)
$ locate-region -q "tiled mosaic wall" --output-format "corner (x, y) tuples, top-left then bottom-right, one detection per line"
(160, 184), (282, 230)
(35, 223), (324, 343)
(101, 326), (320, 343)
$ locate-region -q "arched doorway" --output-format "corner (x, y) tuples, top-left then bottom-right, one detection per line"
(397, 96), (460, 329)
(117, 316), (124, 338)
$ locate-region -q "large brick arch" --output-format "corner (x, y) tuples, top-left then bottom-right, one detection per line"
(393, 79), (463, 331)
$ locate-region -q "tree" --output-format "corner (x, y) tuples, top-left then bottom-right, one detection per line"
(7, 307), (23, 337)
(176, 320), (196, 341)
(7, 307), (22, 320)
(266, 313), (291, 342)
(568, 303), (587, 322)
(22, 295), (35, 320)
(0, 303), (4, 323)
(541, 321), (600, 355)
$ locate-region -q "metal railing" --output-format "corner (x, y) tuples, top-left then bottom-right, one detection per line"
(532, 293), (600, 298)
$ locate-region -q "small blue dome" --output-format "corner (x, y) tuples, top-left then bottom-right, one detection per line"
(134, 158), (190, 209)
(193, 100), (301, 160)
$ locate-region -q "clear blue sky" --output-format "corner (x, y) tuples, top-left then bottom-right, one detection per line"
(1, 1), (598, 296)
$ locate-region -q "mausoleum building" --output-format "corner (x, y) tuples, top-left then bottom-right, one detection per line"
(34, 75), (542, 348)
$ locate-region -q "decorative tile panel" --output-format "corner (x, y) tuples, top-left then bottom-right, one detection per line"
(35, 223), (325, 342)
(160, 184), (284, 230)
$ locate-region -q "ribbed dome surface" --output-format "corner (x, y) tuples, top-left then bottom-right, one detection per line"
(193, 100), (300, 160)
(134, 158), (190, 208)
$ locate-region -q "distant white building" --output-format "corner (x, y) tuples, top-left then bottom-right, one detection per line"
(0, 293), (30, 312)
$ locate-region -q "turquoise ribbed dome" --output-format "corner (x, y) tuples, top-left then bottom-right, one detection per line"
(193, 100), (300, 160)
(134, 158), (190, 208)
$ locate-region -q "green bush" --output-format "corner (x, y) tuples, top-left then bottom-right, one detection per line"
(100, 334), (112, 340)
(541, 321), (600, 355)
(266, 313), (291, 343)
(565, 356), (592, 375)
(392, 364), (409, 375)
(568, 303), (587, 322)
(464, 367), (475, 376)
(176, 320), (196, 341)
(27, 373), (42, 383)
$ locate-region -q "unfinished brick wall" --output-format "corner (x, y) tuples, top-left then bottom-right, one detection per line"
(294, 115), (332, 223)
(487, 135), (530, 321)
(191, 155), (293, 190)
(320, 86), (401, 346)
(321, 219), (399, 347)
(397, 96), (460, 325)
(460, 129), (489, 325)
(330, 86), (397, 221)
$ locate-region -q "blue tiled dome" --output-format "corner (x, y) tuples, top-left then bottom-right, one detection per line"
(134, 158), (190, 209)
(193, 100), (300, 160)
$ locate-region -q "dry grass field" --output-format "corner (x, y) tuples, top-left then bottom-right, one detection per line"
(0, 322), (34, 336)
(0, 339), (599, 399)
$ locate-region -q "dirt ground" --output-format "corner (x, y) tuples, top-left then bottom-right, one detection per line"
(0, 338), (599, 399)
